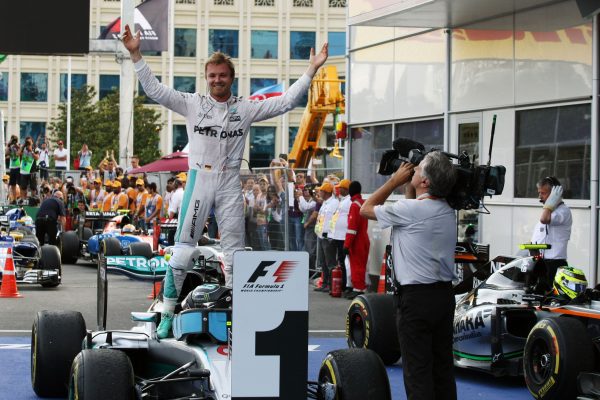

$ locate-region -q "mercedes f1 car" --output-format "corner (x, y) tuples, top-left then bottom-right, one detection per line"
(31, 247), (392, 400)
(0, 208), (62, 288)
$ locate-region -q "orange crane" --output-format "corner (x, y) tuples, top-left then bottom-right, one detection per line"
(288, 65), (345, 169)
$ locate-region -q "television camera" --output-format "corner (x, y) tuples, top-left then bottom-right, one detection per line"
(378, 116), (506, 210)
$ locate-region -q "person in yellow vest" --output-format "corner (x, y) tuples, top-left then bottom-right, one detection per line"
(102, 180), (114, 212)
(126, 175), (138, 214)
(90, 178), (105, 210)
(134, 178), (149, 230)
(111, 180), (129, 211)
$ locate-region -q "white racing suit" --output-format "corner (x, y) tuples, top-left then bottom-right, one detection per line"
(135, 59), (311, 315)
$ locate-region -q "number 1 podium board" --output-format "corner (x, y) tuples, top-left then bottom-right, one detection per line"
(231, 251), (308, 399)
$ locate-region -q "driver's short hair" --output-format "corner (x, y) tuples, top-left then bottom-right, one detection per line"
(205, 52), (235, 79)
(420, 151), (456, 198)
(537, 176), (560, 188)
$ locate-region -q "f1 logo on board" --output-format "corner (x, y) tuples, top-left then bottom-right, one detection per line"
(243, 260), (297, 293)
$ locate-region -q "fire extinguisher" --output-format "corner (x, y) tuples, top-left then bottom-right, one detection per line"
(331, 264), (342, 298)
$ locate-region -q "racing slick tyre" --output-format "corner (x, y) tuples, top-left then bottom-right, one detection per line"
(31, 310), (86, 398)
(82, 227), (93, 241)
(39, 245), (62, 288)
(59, 231), (80, 264)
(524, 317), (594, 400)
(128, 241), (153, 259)
(102, 236), (122, 256)
(318, 348), (391, 400)
(346, 293), (401, 365)
(69, 349), (134, 400)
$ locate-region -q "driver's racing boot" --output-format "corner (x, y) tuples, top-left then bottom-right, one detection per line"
(157, 313), (174, 339)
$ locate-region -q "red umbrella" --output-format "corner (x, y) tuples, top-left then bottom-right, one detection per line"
(128, 151), (188, 174)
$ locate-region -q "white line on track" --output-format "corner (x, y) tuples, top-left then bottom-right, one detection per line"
(308, 330), (345, 333)
(0, 344), (30, 350)
(0, 330), (30, 333)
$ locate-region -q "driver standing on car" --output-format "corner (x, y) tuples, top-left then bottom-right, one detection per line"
(530, 176), (572, 287)
(361, 151), (457, 400)
(36, 191), (66, 246)
(121, 24), (329, 338)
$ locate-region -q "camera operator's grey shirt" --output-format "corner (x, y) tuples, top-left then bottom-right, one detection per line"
(375, 194), (457, 285)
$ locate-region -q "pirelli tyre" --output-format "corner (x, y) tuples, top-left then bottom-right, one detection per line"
(524, 317), (594, 400)
(82, 227), (93, 241)
(69, 349), (134, 400)
(39, 245), (62, 288)
(128, 241), (153, 259)
(60, 231), (80, 264)
(317, 348), (391, 400)
(346, 293), (401, 365)
(31, 310), (86, 397)
(102, 236), (122, 256)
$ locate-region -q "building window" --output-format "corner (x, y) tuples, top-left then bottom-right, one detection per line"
(289, 78), (308, 107)
(289, 126), (298, 151)
(329, 0), (346, 7)
(20, 73), (48, 102)
(173, 125), (188, 152)
(250, 126), (275, 168)
(0, 72), (7, 101)
(99, 75), (119, 99)
(232, 78), (238, 96)
(255, 0), (274, 5)
(251, 31), (278, 59)
(250, 78), (277, 96)
(293, 0), (313, 6)
(209, 29), (239, 58)
(290, 31), (315, 60)
(394, 119), (444, 150)
(327, 32), (345, 56)
(138, 77), (161, 104)
(174, 28), (197, 57)
(350, 124), (392, 193)
(59, 73), (87, 102)
(174, 76), (196, 93)
(214, 0), (234, 5)
(515, 104), (591, 200)
(20, 121), (46, 144)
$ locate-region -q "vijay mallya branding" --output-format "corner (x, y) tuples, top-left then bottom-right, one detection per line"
(454, 308), (492, 334)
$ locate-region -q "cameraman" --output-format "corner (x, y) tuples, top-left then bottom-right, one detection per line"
(361, 151), (457, 400)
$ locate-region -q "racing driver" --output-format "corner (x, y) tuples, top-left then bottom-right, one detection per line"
(122, 24), (329, 338)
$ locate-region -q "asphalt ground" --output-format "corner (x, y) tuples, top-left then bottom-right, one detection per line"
(0, 262), (531, 399)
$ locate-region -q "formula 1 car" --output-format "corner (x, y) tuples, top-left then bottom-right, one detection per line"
(31, 248), (392, 400)
(0, 208), (62, 288)
(103, 236), (225, 282)
(346, 244), (553, 375)
(59, 210), (154, 264)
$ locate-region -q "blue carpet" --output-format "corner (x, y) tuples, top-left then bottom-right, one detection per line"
(1, 336), (529, 399)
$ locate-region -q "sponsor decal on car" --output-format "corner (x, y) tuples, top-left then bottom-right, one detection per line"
(106, 256), (168, 272)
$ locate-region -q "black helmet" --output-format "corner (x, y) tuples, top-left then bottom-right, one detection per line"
(182, 283), (232, 310)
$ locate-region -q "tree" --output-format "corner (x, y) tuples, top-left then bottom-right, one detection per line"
(48, 85), (163, 168)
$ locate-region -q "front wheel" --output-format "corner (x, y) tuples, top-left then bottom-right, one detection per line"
(317, 348), (391, 400)
(69, 349), (134, 400)
(31, 310), (86, 397)
(524, 317), (594, 400)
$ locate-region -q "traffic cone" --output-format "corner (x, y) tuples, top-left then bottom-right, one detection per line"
(147, 280), (162, 300)
(0, 247), (22, 298)
(377, 253), (387, 294)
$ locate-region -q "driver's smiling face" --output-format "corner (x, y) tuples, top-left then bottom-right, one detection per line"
(206, 63), (233, 102)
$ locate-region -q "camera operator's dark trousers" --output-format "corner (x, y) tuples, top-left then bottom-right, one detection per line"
(35, 217), (58, 246)
(317, 236), (337, 289)
(396, 281), (456, 400)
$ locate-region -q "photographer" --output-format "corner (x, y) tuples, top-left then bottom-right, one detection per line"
(361, 151), (457, 400)
(18, 136), (38, 203)
(6, 135), (20, 204)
